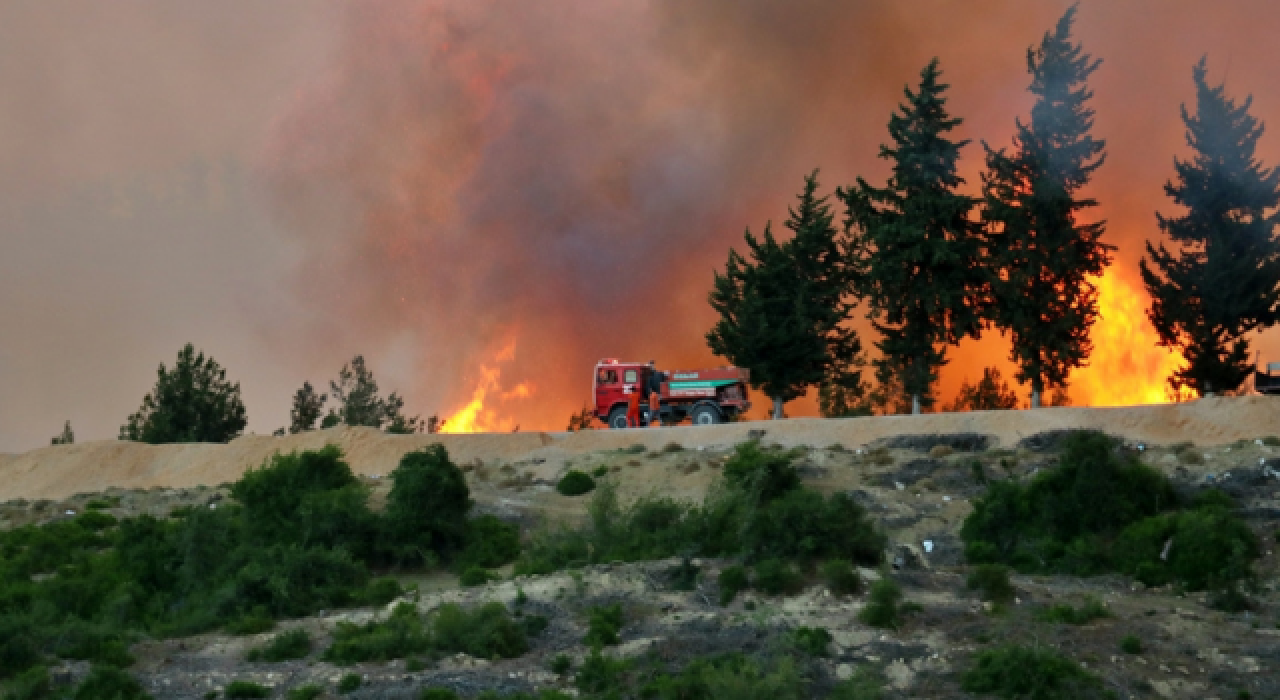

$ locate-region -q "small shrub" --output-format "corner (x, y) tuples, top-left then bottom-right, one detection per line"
(337, 673), (362, 694)
(591, 465), (609, 478)
(1176, 447), (1205, 465)
(287, 684), (324, 700)
(74, 666), (151, 700)
(457, 515), (521, 570)
(225, 681), (271, 699)
(550, 653), (572, 674)
(719, 566), (749, 606)
(967, 564), (1015, 604)
(829, 666), (885, 700)
(667, 557), (700, 591)
(7, 666), (51, 700)
(575, 648), (629, 694)
(556, 471), (597, 497)
(752, 558), (804, 596)
(247, 628), (312, 662)
(822, 560), (863, 596)
(364, 577), (403, 605)
(858, 578), (903, 629)
(324, 603), (430, 664)
(584, 604), (624, 647)
(432, 602), (529, 659)
(792, 626), (832, 657)
(460, 567), (496, 587)
(421, 690), (460, 700)
(1039, 597), (1110, 625)
(520, 614), (549, 638)
(1119, 634), (1143, 654)
(1262, 436), (1280, 447)
(405, 657), (427, 672)
(970, 460), (987, 484)
(723, 442), (800, 505)
(960, 645), (1109, 699)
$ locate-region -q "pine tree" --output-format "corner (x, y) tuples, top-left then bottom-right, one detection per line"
(120, 344), (247, 444)
(289, 381), (326, 433)
(323, 355), (425, 432)
(708, 171), (862, 419)
(983, 6), (1112, 408)
(1141, 59), (1280, 396)
(943, 367), (1020, 412)
(841, 59), (987, 414)
(50, 420), (74, 446)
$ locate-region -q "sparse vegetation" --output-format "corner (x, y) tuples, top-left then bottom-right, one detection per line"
(752, 558), (804, 595)
(718, 566), (749, 606)
(858, 577), (906, 629)
(1039, 597), (1110, 625)
(1119, 634), (1143, 654)
(960, 645), (1110, 699)
(822, 559), (863, 596)
(225, 680), (271, 698)
(287, 686), (324, 700)
(246, 628), (312, 662)
(791, 626), (832, 657)
(337, 673), (362, 694)
(584, 604), (624, 648)
(967, 564), (1015, 604)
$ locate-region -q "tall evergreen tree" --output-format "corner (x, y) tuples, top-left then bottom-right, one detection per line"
(1141, 59), (1280, 396)
(841, 58), (987, 414)
(708, 171), (862, 419)
(982, 6), (1112, 408)
(120, 343), (247, 444)
(289, 381), (326, 433)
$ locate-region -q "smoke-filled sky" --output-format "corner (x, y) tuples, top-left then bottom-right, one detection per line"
(4, 0), (1280, 451)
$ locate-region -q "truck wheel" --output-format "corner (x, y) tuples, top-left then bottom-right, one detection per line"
(691, 405), (722, 426)
(607, 406), (630, 430)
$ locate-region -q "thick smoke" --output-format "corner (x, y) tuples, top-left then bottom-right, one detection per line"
(265, 0), (1280, 427)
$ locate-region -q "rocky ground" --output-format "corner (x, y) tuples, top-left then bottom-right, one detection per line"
(6, 430), (1280, 699)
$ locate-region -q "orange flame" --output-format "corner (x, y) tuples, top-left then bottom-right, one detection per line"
(439, 339), (534, 433)
(1067, 269), (1184, 406)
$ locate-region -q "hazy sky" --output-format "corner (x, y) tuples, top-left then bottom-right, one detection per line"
(5, 1), (1280, 452)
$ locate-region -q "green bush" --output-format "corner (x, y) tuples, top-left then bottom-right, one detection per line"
(791, 627), (831, 657)
(324, 603), (430, 664)
(385, 445), (472, 564)
(337, 673), (362, 694)
(421, 689), (460, 700)
(364, 577), (403, 605)
(431, 603), (529, 659)
(1038, 597), (1110, 625)
(823, 560), (864, 596)
(752, 559), (804, 596)
(1119, 635), (1143, 654)
(247, 628), (311, 662)
(556, 471), (597, 497)
(225, 680), (271, 698)
(287, 685), (324, 700)
(406, 657), (427, 672)
(575, 648), (629, 695)
(722, 441), (800, 505)
(592, 465), (610, 478)
(960, 645), (1110, 699)
(638, 654), (804, 700)
(668, 558), (700, 591)
(459, 567), (496, 587)
(6, 666), (51, 700)
(1113, 504), (1258, 591)
(584, 604), (624, 648)
(73, 666), (152, 700)
(966, 564), (1015, 604)
(718, 566), (749, 606)
(829, 667), (884, 700)
(458, 515), (521, 570)
(858, 578), (904, 629)
(225, 611), (276, 636)
(743, 490), (886, 565)
(550, 653), (572, 675)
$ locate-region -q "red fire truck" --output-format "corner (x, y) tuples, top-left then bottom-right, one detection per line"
(592, 359), (751, 429)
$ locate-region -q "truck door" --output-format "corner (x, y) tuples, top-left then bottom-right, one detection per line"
(595, 367), (620, 415)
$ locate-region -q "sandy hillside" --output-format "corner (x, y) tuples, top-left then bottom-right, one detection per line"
(3, 396), (1280, 501)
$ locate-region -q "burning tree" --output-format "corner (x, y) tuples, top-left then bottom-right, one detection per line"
(841, 59), (987, 415)
(1141, 59), (1280, 397)
(982, 6), (1112, 408)
(708, 171), (862, 420)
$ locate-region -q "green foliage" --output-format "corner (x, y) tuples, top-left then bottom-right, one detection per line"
(421, 690), (460, 700)
(718, 566), (749, 606)
(431, 603), (529, 659)
(575, 648), (629, 695)
(1142, 58), (1280, 396)
(829, 667), (885, 700)
(819, 370), (874, 419)
(1119, 635), (1143, 654)
(324, 355), (423, 432)
(743, 489), (885, 565)
(1039, 597), (1109, 625)
(337, 673), (362, 694)
(640, 654), (804, 700)
(791, 627), (831, 657)
(323, 603), (430, 664)
(364, 577), (403, 606)
(708, 171), (863, 418)
(458, 516), (520, 572)
(961, 645), (1111, 699)
(722, 442), (799, 505)
(550, 654), (572, 675)
(119, 343), (247, 444)
(225, 612), (275, 636)
(385, 445), (472, 564)
(73, 666), (151, 700)
(289, 382), (326, 434)
(823, 560), (863, 596)
(246, 628), (311, 662)
(5, 666), (50, 700)
(752, 559), (804, 596)
(459, 567), (496, 587)
(668, 558), (700, 592)
(225, 680), (270, 699)
(958, 430), (1253, 590)
(858, 578), (904, 629)
(584, 604), (624, 648)
(945, 368), (1020, 412)
(556, 471), (597, 497)
(287, 685), (323, 700)
(982, 7), (1112, 405)
(841, 59), (987, 412)
(967, 564), (1015, 604)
